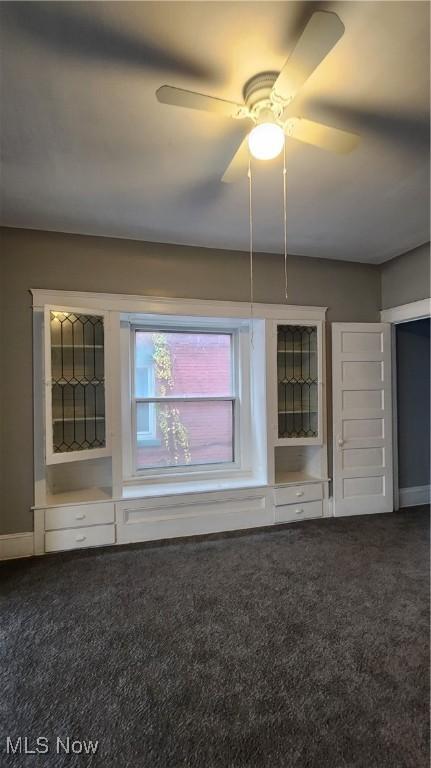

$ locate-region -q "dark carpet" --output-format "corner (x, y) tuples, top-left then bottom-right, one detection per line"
(1, 507), (429, 768)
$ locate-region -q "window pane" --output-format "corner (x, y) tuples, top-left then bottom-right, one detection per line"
(135, 366), (152, 398)
(137, 402), (150, 433)
(136, 400), (234, 469)
(135, 331), (232, 397)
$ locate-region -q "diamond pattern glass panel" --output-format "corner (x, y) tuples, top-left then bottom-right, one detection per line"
(277, 325), (318, 438)
(50, 312), (106, 453)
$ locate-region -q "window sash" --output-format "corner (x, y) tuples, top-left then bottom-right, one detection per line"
(131, 327), (239, 476)
(134, 327), (235, 399)
(133, 398), (237, 473)
(135, 396), (236, 403)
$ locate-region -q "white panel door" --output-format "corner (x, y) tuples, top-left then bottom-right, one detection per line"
(332, 323), (393, 516)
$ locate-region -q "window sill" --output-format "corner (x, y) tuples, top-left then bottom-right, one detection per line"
(122, 475), (267, 500)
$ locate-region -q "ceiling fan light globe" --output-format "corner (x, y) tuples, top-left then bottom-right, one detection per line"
(248, 123), (285, 160)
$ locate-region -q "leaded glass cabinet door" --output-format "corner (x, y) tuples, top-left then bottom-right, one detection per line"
(275, 322), (323, 445)
(44, 307), (110, 464)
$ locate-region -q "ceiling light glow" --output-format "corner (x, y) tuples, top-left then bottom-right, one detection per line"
(248, 123), (285, 161)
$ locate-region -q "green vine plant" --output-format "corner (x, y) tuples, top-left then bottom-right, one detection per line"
(152, 333), (191, 466)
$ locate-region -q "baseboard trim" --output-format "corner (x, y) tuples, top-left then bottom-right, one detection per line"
(0, 532), (34, 561)
(399, 485), (430, 508)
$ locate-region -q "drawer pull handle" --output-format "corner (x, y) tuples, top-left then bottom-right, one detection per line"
(295, 508), (303, 515)
(75, 535), (86, 542)
(75, 513), (85, 520)
(295, 490), (304, 497)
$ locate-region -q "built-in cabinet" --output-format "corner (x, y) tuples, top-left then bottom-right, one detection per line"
(30, 290), (391, 558)
(266, 318), (329, 528)
(45, 307), (110, 464)
(276, 323), (320, 442)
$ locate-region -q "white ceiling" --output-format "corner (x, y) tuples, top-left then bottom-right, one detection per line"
(0, 1), (429, 263)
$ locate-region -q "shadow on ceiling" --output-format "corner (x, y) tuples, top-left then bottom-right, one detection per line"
(306, 99), (431, 151)
(2, 1), (216, 81)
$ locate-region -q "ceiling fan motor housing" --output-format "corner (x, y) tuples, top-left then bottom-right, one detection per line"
(243, 72), (285, 123)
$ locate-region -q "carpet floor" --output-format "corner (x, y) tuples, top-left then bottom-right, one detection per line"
(1, 507), (429, 768)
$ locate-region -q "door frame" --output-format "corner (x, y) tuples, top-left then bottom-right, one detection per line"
(380, 298), (431, 510)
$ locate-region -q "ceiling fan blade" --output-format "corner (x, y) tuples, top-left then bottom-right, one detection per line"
(273, 11), (345, 103)
(286, 118), (359, 154)
(156, 85), (246, 118)
(305, 100), (430, 149)
(221, 137), (250, 183)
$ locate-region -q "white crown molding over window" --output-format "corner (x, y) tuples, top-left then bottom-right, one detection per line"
(30, 289), (327, 322)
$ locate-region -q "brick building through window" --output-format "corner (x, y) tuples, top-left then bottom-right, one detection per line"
(134, 330), (234, 470)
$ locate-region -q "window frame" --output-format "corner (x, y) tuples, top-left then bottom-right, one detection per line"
(127, 320), (247, 482)
(135, 357), (157, 443)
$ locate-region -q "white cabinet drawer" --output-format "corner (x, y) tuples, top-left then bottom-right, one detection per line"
(275, 499), (323, 523)
(45, 524), (115, 553)
(273, 483), (322, 507)
(45, 502), (114, 531)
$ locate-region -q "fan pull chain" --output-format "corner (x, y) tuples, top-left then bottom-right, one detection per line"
(248, 157), (254, 346)
(283, 142), (288, 303)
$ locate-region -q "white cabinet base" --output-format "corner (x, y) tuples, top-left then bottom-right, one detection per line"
(45, 502), (115, 531)
(272, 479), (327, 524)
(275, 499), (323, 523)
(116, 489), (272, 545)
(273, 482), (323, 506)
(45, 524), (115, 553)
(32, 482), (334, 556)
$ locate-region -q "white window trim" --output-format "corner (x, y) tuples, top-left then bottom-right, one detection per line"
(31, 289), (327, 321)
(122, 314), (252, 488)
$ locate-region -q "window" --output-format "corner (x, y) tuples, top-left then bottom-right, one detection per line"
(135, 341), (157, 443)
(132, 328), (236, 473)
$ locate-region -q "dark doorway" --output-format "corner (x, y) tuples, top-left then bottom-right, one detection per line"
(396, 318), (430, 505)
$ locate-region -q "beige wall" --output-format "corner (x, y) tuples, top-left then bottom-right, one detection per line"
(0, 226), (382, 534)
(380, 242), (430, 309)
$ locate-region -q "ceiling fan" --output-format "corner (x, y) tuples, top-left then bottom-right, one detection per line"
(156, 11), (359, 182)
